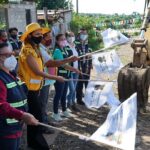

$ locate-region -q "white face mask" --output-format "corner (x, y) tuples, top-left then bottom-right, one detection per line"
(67, 37), (75, 43)
(4, 55), (17, 71)
(80, 34), (88, 41)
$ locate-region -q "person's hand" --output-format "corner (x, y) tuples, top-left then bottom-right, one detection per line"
(73, 68), (81, 74)
(56, 76), (66, 82)
(22, 112), (39, 126)
(14, 50), (20, 56)
(68, 56), (79, 62)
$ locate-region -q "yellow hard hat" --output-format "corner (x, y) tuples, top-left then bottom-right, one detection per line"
(42, 27), (51, 35)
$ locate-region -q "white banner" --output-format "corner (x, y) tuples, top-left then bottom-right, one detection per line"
(101, 28), (129, 48)
(90, 93), (137, 150)
(92, 50), (123, 74)
(84, 81), (120, 108)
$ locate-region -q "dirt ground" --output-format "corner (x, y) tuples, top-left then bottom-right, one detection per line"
(22, 43), (150, 150)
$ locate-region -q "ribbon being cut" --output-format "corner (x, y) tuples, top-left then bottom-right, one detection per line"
(90, 93), (137, 150)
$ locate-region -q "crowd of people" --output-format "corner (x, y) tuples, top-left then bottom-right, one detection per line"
(0, 22), (92, 150)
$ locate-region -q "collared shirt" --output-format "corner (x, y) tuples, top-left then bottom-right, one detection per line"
(67, 44), (78, 69)
(9, 37), (22, 51)
(39, 44), (55, 86)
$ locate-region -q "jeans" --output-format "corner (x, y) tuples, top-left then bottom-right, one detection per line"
(38, 85), (50, 124)
(53, 81), (68, 114)
(0, 137), (20, 150)
(76, 74), (90, 102)
(67, 73), (79, 105)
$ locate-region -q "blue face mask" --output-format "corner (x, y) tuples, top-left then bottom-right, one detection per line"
(80, 34), (88, 41)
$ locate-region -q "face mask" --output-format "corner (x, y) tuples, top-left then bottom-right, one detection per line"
(59, 40), (67, 47)
(4, 55), (17, 71)
(80, 34), (88, 41)
(45, 39), (52, 47)
(11, 34), (17, 39)
(67, 37), (75, 43)
(1, 39), (8, 43)
(31, 36), (43, 44)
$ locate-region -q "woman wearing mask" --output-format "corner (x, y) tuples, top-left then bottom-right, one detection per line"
(52, 34), (80, 121)
(66, 32), (80, 111)
(18, 23), (65, 150)
(0, 43), (38, 150)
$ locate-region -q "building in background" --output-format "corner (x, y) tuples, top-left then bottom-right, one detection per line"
(37, 9), (72, 48)
(0, 0), (36, 32)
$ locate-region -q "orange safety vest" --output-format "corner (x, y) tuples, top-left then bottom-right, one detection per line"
(18, 44), (43, 91)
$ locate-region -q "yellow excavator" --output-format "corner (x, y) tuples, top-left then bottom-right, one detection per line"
(118, 0), (150, 113)
(131, 0), (150, 67)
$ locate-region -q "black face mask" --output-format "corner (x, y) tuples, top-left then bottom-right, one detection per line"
(11, 34), (17, 39)
(2, 39), (7, 43)
(31, 36), (43, 44)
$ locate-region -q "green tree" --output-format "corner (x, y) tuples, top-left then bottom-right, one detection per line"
(0, 0), (8, 4)
(37, 0), (72, 9)
(70, 13), (103, 50)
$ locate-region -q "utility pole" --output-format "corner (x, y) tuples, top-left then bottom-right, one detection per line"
(76, 0), (79, 14)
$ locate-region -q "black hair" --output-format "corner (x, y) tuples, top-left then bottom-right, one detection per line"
(0, 30), (6, 37)
(65, 31), (70, 38)
(0, 43), (8, 51)
(8, 27), (18, 33)
(55, 34), (64, 41)
(55, 34), (65, 48)
(80, 28), (86, 31)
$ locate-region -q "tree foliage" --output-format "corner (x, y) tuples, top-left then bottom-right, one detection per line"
(37, 0), (72, 10)
(70, 13), (103, 50)
(0, 0), (8, 4)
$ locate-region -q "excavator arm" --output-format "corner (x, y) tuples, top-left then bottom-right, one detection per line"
(131, 1), (150, 67)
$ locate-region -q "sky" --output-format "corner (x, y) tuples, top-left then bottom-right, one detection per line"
(72, 0), (145, 14)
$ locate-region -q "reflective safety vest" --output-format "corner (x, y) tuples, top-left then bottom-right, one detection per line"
(0, 70), (28, 137)
(18, 44), (43, 91)
(55, 48), (70, 78)
(64, 46), (73, 67)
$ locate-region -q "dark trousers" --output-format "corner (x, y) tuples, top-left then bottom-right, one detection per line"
(53, 81), (68, 114)
(0, 137), (20, 150)
(38, 85), (50, 124)
(27, 90), (49, 150)
(76, 74), (90, 102)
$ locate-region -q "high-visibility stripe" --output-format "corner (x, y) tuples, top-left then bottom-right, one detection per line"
(30, 79), (41, 84)
(58, 70), (68, 73)
(62, 52), (66, 55)
(6, 118), (19, 124)
(10, 99), (27, 108)
(6, 82), (17, 88)
(6, 80), (24, 89)
(17, 80), (24, 86)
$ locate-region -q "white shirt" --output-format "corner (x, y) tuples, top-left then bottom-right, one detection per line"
(70, 45), (78, 69)
(39, 44), (52, 63)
